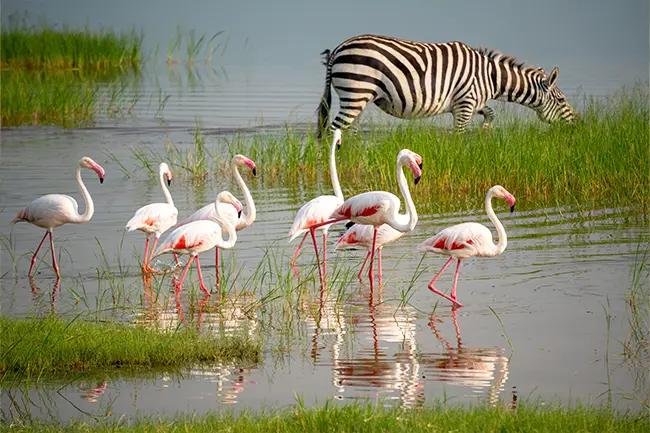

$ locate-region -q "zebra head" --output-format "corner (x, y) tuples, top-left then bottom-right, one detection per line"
(534, 67), (575, 124)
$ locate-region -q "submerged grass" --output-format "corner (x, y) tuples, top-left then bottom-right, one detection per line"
(1, 402), (646, 432)
(0, 315), (260, 379)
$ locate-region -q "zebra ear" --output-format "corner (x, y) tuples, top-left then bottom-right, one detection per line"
(546, 67), (559, 87)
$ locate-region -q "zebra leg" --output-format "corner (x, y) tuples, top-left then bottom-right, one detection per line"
(478, 106), (495, 129)
(452, 104), (475, 132)
(331, 94), (372, 133)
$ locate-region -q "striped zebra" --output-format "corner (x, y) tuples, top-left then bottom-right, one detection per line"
(317, 34), (575, 138)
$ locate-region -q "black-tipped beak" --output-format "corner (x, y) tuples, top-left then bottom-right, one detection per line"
(238, 210), (243, 218)
(414, 176), (421, 185)
(418, 162), (423, 169)
(252, 167), (257, 176)
(100, 177), (104, 184)
(510, 205), (515, 213)
(167, 179), (172, 186)
(345, 221), (355, 229)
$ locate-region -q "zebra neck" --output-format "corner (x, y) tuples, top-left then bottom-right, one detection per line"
(492, 63), (541, 107)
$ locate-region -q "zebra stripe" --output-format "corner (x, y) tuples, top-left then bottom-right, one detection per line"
(317, 34), (575, 138)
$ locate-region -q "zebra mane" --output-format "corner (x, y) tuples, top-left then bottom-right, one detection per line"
(474, 46), (545, 76)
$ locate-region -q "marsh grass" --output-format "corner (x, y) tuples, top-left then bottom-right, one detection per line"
(2, 401), (646, 432)
(0, 315), (260, 380)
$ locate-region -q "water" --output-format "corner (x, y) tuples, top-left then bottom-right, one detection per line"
(1, 0), (648, 423)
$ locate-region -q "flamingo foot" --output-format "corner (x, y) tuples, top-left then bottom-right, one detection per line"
(427, 283), (464, 308)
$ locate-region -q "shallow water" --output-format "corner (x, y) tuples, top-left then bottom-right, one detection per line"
(1, 0), (648, 423)
(0, 124), (647, 422)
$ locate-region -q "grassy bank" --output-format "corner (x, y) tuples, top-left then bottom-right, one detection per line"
(2, 402), (646, 432)
(0, 316), (260, 379)
(1, 21), (142, 127)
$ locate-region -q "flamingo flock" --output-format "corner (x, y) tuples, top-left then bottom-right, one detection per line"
(11, 130), (516, 309)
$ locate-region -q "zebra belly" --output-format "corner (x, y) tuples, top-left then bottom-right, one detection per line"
(374, 97), (451, 119)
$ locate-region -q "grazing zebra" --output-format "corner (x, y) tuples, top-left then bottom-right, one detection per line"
(317, 34), (575, 138)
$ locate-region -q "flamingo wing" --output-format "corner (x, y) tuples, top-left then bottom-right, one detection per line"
(334, 191), (397, 224)
(13, 194), (79, 228)
(417, 222), (492, 255)
(126, 203), (178, 234)
(288, 195), (343, 241)
(336, 223), (404, 251)
(153, 220), (222, 257)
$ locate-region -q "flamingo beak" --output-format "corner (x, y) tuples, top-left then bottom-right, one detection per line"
(100, 177), (104, 184)
(510, 204), (515, 213)
(252, 167), (257, 176)
(414, 176), (421, 185)
(345, 221), (355, 229)
(238, 209), (243, 218)
(167, 179), (172, 186)
(336, 138), (341, 150)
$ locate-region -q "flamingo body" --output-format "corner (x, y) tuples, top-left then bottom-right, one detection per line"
(335, 223), (404, 251)
(289, 195), (344, 242)
(332, 191), (398, 226)
(126, 203), (178, 236)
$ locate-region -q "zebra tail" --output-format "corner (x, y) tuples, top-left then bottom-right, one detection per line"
(317, 49), (332, 140)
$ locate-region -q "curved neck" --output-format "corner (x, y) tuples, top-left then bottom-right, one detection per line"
(75, 166), (94, 223)
(233, 161), (255, 228)
(215, 198), (237, 249)
(159, 168), (174, 205)
(329, 136), (343, 200)
(387, 159), (417, 232)
(486, 190), (507, 254)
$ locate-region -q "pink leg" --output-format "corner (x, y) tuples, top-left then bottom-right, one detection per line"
(28, 231), (49, 277)
(175, 255), (195, 293)
(322, 232), (328, 275)
(215, 247), (221, 290)
(451, 259), (463, 301)
(358, 252), (371, 280)
(194, 256), (211, 297)
(148, 236), (160, 266)
(310, 228), (324, 288)
(173, 253), (180, 265)
(377, 247), (383, 285)
(48, 231), (60, 278)
(427, 257), (463, 307)
(367, 227), (379, 288)
(291, 232), (308, 265)
(142, 235), (151, 267)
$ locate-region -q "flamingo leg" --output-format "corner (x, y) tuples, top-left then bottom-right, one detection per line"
(48, 231), (60, 278)
(377, 247), (383, 285)
(291, 232), (308, 265)
(427, 257), (463, 307)
(173, 253), (180, 266)
(368, 227), (379, 288)
(309, 227), (325, 288)
(451, 259), (463, 301)
(358, 252), (371, 280)
(142, 234), (151, 268)
(194, 256), (211, 297)
(215, 247), (221, 290)
(144, 236), (164, 275)
(28, 231), (49, 277)
(175, 255), (195, 293)
(322, 231), (328, 276)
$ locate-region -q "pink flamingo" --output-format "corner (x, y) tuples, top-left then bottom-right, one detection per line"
(150, 191), (242, 296)
(288, 129), (343, 286)
(310, 149), (422, 287)
(11, 157), (105, 279)
(417, 185), (516, 308)
(335, 222), (405, 281)
(126, 163), (178, 273)
(175, 154), (256, 287)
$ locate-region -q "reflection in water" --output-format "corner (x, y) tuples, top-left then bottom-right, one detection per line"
(78, 379), (108, 403)
(29, 278), (60, 315)
(425, 308), (510, 408)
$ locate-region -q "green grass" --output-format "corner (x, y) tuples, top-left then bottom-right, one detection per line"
(1, 20), (142, 72)
(1, 402), (646, 432)
(228, 85), (648, 214)
(0, 315), (260, 380)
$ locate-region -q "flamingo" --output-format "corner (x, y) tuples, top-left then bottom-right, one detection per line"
(310, 148), (422, 287)
(125, 162), (178, 273)
(417, 185), (516, 308)
(11, 157), (106, 279)
(150, 191), (242, 296)
(335, 222), (405, 281)
(175, 154), (256, 287)
(288, 129), (343, 286)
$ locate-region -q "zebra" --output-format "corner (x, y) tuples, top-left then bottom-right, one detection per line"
(317, 34), (575, 138)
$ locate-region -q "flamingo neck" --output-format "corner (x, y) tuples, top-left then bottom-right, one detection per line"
(215, 198), (237, 249)
(388, 159), (417, 232)
(329, 135), (343, 200)
(159, 167), (174, 206)
(75, 165), (94, 223)
(485, 189), (507, 255)
(233, 161), (255, 230)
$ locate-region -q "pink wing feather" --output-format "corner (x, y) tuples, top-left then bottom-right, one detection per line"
(289, 195), (343, 241)
(126, 203), (178, 234)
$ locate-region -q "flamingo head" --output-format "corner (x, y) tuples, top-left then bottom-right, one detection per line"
(234, 154), (257, 176)
(333, 129), (342, 150)
(398, 149), (423, 185)
(217, 191), (243, 218)
(79, 157), (105, 184)
(491, 185), (516, 213)
(160, 162), (173, 186)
